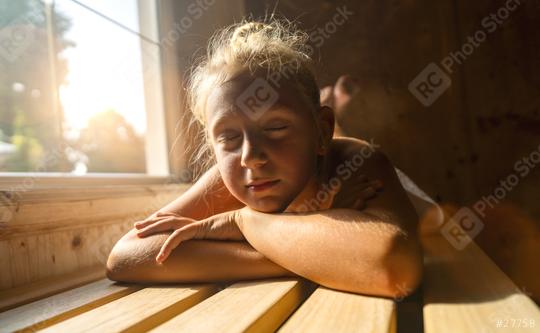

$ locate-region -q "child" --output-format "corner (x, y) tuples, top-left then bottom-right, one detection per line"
(107, 20), (422, 299)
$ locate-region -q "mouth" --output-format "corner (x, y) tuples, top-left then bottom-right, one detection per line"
(246, 179), (280, 192)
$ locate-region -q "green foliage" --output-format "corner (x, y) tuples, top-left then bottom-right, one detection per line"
(74, 109), (146, 173)
(1, 0), (73, 172)
(1, 0), (146, 173)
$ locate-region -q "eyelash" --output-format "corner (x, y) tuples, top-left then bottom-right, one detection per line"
(265, 126), (288, 131)
(217, 126), (288, 143)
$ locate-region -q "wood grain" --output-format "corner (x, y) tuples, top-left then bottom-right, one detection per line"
(0, 279), (140, 333)
(38, 284), (220, 333)
(0, 265), (105, 312)
(150, 278), (316, 333)
(278, 286), (396, 333)
(422, 234), (540, 333)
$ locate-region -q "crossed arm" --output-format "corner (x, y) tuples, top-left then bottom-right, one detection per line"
(106, 164), (295, 283)
(107, 145), (422, 298)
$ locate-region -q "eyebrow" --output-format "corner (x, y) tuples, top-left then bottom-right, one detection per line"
(210, 106), (292, 133)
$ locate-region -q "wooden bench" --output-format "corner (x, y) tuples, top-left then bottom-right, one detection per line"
(2, 176), (539, 332)
(2, 231), (538, 333)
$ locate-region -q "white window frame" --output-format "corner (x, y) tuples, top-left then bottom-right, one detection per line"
(0, 0), (174, 189)
(138, 0), (170, 177)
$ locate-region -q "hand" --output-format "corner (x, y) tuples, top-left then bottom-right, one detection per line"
(134, 211), (196, 237)
(134, 210), (245, 263)
(330, 175), (383, 210)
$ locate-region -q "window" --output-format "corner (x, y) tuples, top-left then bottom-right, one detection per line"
(0, 0), (169, 178)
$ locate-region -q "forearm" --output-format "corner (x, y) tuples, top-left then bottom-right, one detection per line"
(238, 208), (422, 298)
(106, 229), (296, 283)
(157, 164), (244, 220)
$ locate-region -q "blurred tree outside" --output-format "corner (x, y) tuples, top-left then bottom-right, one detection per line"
(1, 0), (146, 173)
(73, 109), (145, 173)
(0, 0), (73, 172)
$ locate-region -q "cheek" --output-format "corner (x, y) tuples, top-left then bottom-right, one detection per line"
(215, 152), (244, 193)
(269, 141), (319, 185)
(275, 132), (319, 169)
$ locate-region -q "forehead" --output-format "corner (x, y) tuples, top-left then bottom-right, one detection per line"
(206, 71), (312, 126)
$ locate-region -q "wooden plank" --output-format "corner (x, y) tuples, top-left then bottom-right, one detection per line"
(0, 265), (104, 312)
(0, 242), (12, 288)
(0, 222), (132, 291)
(0, 191), (181, 240)
(0, 279), (140, 333)
(422, 234), (540, 333)
(0, 185), (183, 290)
(452, 0), (540, 219)
(0, 184), (188, 203)
(38, 284), (220, 333)
(277, 286), (396, 333)
(150, 278), (317, 333)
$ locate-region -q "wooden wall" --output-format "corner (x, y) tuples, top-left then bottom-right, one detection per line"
(247, 0), (540, 223)
(0, 185), (184, 292)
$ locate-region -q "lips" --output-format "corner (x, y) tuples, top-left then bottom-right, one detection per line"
(246, 179), (277, 186)
(246, 179), (280, 191)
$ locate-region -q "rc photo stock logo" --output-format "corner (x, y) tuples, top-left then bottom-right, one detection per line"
(442, 141), (540, 250)
(408, 0), (523, 106)
(236, 77), (279, 121)
(440, 207), (484, 250)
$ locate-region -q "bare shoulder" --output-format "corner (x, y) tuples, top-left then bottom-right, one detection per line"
(330, 136), (372, 151)
(329, 136), (389, 168)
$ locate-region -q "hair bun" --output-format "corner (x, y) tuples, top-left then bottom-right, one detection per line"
(230, 22), (274, 47)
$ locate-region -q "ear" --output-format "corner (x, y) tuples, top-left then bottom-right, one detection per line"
(316, 105), (335, 155)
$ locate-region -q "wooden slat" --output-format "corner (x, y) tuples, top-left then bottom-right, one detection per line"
(1, 223), (132, 291)
(0, 184), (188, 203)
(0, 184), (184, 291)
(277, 286), (396, 333)
(150, 278), (317, 333)
(0, 265), (105, 312)
(422, 234), (540, 333)
(0, 191), (181, 240)
(0, 279), (140, 333)
(38, 284), (220, 333)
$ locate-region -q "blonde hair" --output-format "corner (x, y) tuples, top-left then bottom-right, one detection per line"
(186, 19), (323, 180)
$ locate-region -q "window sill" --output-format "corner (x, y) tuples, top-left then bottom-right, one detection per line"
(0, 172), (184, 190)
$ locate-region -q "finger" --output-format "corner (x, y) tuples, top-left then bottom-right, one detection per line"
(134, 217), (164, 229)
(134, 212), (180, 229)
(156, 229), (183, 263)
(134, 220), (144, 229)
(136, 218), (182, 237)
(361, 186), (376, 199)
(156, 224), (199, 263)
(134, 215), (159, 229)
(156, 211), (179, 217)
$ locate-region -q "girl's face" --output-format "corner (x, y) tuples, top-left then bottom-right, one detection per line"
(206, 71), (331, 213)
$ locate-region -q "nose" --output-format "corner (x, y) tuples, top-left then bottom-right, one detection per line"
(240, 134), (267, 169)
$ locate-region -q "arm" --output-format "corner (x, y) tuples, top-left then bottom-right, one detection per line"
(156, 164), (245, 220)
(237, 148), (423, 298)
(106, 229), (295, 283)
(107, 164), (293, 282)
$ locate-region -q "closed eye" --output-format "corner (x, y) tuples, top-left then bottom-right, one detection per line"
(217, 133), (240, 143)
(265, 126), (288, 131)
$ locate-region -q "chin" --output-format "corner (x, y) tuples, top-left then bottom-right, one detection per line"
(247, 198), (290, 213)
